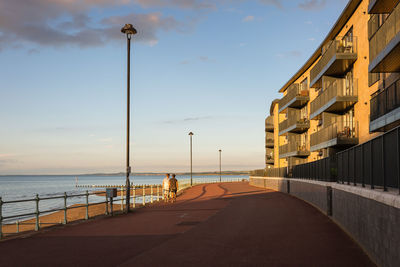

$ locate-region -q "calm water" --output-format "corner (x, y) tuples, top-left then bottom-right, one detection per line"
(0, 175), (248, 223)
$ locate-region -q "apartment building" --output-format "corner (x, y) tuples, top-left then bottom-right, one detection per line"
(265, 0), (400, 170)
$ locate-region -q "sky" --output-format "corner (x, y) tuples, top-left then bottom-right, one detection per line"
(0, 0), (349, 175)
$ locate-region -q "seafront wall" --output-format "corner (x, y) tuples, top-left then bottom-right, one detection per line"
(250, 176), (400, 267)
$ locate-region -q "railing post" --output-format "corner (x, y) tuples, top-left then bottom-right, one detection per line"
(0, 197), (3, 239)
(382, 135), (387, 191)
(85, 190), (89, 220)
(121, 186), (124, 211)
(398, 127), (400, 195)
(132, 185), (136, 208)
(110, 197), (113, 216)
(353, 148), (356, 186)
(157, 185), (160, 201)
(105, 194), (109, 216)
(151, 185), (153, 204)
(142, 186), (146, 206)
(63, 192), (67, 225)
(370, 141), (374, 189)
(35, 194), (40, 231)
(361, 144), (365, 187)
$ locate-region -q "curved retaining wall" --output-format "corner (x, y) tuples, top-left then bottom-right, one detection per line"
(250, 176), (400, 267)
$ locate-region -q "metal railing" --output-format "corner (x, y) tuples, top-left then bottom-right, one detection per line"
(368, 14), (380, 40)
(310, 120), (358, 148)
(265, 116), (274, 131)
(291, 156), (337, 182)
(370, 78), (400, 121)
(278, 84), (309, 110)
(0, 177), (246, 239)
(310, 78), (358, 117)
(369, 2), (400, 65)
(337, 125), (400, 194)
(250, 167), (287, 178)
(280, 142), (308, 156)
(279, 108), (309, 133)
(310, 36), (358, 84)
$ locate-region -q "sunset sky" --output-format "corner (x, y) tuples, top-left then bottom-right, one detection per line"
(0, 0), (349, 174)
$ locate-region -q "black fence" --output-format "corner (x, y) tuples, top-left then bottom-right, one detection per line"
(291, 156), (337, 182)
(249, 167), (287, 178)
(337, 126), (400, 192)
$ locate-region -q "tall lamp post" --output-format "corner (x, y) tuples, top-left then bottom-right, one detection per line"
(219, 149), (222, 182)
(121, 24), (137, 213)
(189, 132), (194, 186)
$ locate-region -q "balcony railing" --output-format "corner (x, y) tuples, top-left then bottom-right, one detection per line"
(368, 0), (399, 14)
(265, 154), (274, 164)
(310, 120), (358, 150)
(310, 36), (358, 87)
(310, 78), (358, 119)
(265, 116), (274, 132)
(370, 78), (400, 122)
(280, 141), (309, 158)
(278, 84), (309, 112)
(279, 108), (310, 135)
(369, 1), (400, 72)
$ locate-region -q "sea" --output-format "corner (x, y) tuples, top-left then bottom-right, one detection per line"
(0, 174), (249, 223)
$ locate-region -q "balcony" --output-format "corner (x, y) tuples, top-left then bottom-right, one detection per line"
(310, 77), (358, 120)
(310, 120), (358, 151)
(310, 36), (358, 88)
(279, 134), (310, 158)
(370, 78), (400, 132)
(278, 84), (309, 113)
(265, 116), (274, 132)
(265, 148), (274, 165)
(369, 2), (400, 73)
(279, 108), (310, 135)
(369, 0), (399, 14)
(265, 132), (274, 148)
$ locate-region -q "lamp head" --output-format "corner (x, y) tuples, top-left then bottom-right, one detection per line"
(188, 132), (194, 136)
(121, 24), (137, 36)
(219, 149), (222, 152)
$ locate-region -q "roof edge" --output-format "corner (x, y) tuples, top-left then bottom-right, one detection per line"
(278, 0), (362, 93)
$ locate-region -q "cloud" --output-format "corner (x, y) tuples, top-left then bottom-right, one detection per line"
(298, 0), (327, 11)
(242, 15), (255, 22)
(0, 0), (188, 50)
(258, 0), (283, 9)
(133, 0), (216, 10)
(163, 116), (213, 124)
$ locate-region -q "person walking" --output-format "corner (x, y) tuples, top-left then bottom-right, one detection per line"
(169, 174), (178, 203)
(162, 174), (170, 202)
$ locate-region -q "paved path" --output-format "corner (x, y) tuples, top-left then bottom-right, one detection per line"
(0, 182), (374, 266)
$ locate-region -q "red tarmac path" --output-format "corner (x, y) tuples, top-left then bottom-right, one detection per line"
(0, 182), (374, 266)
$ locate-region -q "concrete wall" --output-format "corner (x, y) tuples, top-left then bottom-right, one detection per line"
(332, 186), (400, 267)
(290, 180), (331, 215)
(249, 176), (400, 267)
(249, 177), (289, 193)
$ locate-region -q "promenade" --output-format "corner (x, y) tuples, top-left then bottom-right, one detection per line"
(0, 182), (374, 266)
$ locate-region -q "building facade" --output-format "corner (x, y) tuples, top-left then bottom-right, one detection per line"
(265, 0), (400, 170)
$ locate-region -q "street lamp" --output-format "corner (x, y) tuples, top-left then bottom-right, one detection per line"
(189, 132), (194, 186)
(219, 149), (222, 182)
(121, 24), (137, 213)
